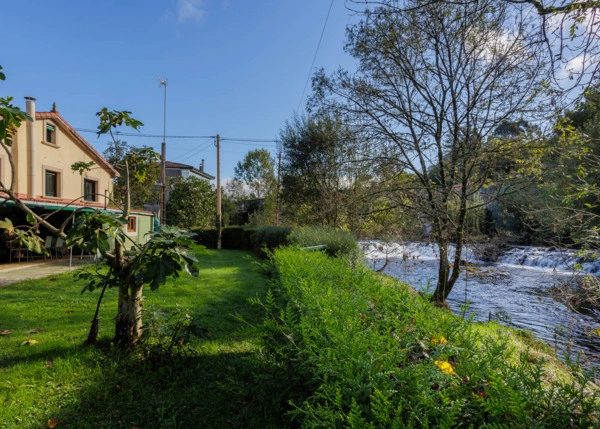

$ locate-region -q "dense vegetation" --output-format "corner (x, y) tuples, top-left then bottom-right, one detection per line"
(256, 247), (600, 427)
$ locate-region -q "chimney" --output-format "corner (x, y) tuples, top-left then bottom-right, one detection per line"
(25, 97), (37, 198)
(200, 159), (205, 172)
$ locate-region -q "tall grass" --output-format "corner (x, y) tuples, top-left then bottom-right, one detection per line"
(253, 247), (600, 427)
(290, 226), (360, 262)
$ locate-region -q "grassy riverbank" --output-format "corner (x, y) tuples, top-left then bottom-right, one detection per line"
(0, 246), (598, 427)
(260, 247), (600, 427)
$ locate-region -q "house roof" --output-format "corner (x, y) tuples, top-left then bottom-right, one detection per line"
(164, 161), (215, 180)
(36, 111), (119, 177)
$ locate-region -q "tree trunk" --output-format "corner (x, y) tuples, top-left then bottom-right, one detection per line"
(114, 282), (144, 345)
(431, 197), (469, 305)
(431, 242), (451, 304)
(111, 224), (143, 346)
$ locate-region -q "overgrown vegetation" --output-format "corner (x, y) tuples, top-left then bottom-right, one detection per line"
(290, 226), (360, 261)
(252, 247), (600, 427)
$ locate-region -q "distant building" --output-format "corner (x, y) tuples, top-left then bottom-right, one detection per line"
(165, 160), (215, 181)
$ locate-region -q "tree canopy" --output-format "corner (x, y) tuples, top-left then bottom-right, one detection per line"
(313, 0), (550, 303)
(166, 176), (216, 230)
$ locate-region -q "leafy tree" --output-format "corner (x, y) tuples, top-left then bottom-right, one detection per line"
(233, 148), (276, 200)
(103, 139), (160, 210)
(230, 149), (277, 225)
(313, 0), (550, 304)
(548, 83), (600, 246)
(166, 176), (216, 229)
(279, 113), (370, 229)
(0, 71), (199, 346)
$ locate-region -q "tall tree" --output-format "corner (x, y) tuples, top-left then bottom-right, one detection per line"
(549, 83), (600, 246)
(233, 148), (276, 200)
(279, 113), (369, 229)
(349, 0), (600, 93)
(230, 149), (277, 225)
(166, 176), (216, 229)
(314, 0), (550, 303)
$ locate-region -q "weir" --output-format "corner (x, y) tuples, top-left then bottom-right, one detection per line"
(362, 241), (600, 368)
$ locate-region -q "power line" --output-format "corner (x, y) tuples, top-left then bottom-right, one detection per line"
(75, 128), (277, 143)
(170, 138), (215, 163)
(75, 128), (215, 139)
(297, 0), (335, 112)
(75, 128), (276, 143)
(221, 137), (277, 144)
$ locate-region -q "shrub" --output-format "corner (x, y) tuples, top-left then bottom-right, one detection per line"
(191, 228), (217, 248)
(290, 226), (360, 262)
(252, 226), (292, 256)
(221, 226), (256, 250)
(191, 227), (257, 250)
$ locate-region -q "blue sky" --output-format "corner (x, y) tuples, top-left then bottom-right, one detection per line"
(2, 0), (357, 180)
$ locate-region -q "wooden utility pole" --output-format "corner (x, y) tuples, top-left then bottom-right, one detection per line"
(159, 78), (168, 226)
(275, 151), (282, 226)
(216, 134), (222, 249)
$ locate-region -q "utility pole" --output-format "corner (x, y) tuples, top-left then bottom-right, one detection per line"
(159, 78), (168, 226)
(275, 151), (282, 226)
(216, 134), (222, 249)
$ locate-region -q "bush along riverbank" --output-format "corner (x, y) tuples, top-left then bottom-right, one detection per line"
(254, 247), (600, 428)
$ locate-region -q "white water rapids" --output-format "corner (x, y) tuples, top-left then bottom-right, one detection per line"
(361, 241), (600, 368)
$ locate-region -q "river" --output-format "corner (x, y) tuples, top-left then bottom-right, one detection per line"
(361, 241), (600, 369)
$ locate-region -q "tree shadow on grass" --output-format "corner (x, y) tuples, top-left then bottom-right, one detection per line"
(1, 250), (306, 428)
(31, 345), (301, 428)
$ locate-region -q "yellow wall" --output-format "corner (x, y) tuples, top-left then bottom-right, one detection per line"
(6, 109), (115, 207)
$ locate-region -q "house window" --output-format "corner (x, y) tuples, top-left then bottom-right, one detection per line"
(84, 179), (97, 202)
(127, 216), (137, 233)
(45, 123), (56, 144)
(45, 170), (60, 197)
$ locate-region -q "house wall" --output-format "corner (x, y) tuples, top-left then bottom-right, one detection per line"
(5, 102), (115, 208)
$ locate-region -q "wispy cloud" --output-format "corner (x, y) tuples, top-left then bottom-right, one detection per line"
(177, 0), (206, 23)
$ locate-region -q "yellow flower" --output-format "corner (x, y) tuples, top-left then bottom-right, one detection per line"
(431, 335), (448, 345)
(434, 360), (456, 375)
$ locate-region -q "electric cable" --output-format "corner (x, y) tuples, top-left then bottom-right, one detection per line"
(297, 0), (335, 112)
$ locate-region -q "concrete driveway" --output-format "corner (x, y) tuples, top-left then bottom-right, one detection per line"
(0, 257), (95, 286)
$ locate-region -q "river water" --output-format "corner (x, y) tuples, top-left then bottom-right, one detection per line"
(361, 242), (600, 368)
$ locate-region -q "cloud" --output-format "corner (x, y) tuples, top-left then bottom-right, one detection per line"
(177, 0), (206, 23)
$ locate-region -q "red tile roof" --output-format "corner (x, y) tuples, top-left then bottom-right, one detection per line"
(35, 111), (119, 177)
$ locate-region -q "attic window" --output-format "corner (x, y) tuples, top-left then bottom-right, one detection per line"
(45, 124), (56, 144)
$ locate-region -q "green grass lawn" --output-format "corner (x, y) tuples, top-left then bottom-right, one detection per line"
(0, 248), (276, 429)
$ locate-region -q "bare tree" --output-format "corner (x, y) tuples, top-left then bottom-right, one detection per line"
(315, 0), (551, 303)
(348, 0), (600, 94)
